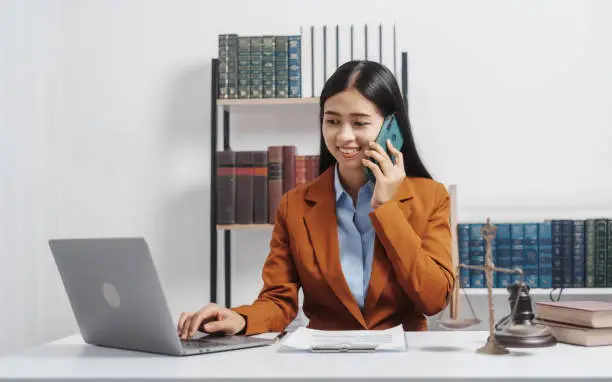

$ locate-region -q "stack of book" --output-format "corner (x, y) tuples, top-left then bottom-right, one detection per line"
(218, 23), (400, 100)
(216, 146), (319, 225)
(218, 34), (301, 99)
(458, 219), (612, 289)
(535, 300), (612, 346)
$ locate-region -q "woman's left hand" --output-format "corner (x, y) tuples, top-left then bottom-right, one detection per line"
(362, 139), (406, 209)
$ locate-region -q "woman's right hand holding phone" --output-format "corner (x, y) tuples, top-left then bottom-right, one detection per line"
(177, 303), (246, 339)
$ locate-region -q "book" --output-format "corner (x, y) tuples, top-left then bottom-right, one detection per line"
(249, 36), (263, 98)
(288, 35), (301, 98)
(235, 151), (255, 224)
(216, 151), (236, 224)
(523, 223), (539, 288)
(573, 220), (586, 287)
(237, 36), (251, 99)
(536, 318), (612, 346)
(538, 222), (553, 288)
(282, 145), (296, 194)
(274, 36), (289, 98)
(586, 219), (597, 287)
(252, 151), (268, 224)
(495, 223), (512, 288)
(267, 146), (283, 223)
(458, 224), (470, 288)
(535, 300), (612, 328)
(510, 223), (524, 284)
(595, 219), (608, 287)
(469, 224), (485, 288)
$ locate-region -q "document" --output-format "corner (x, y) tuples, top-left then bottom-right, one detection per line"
(279, 324), (406, 352)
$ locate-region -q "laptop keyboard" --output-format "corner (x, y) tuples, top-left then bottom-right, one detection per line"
(181, 339), (224, 349)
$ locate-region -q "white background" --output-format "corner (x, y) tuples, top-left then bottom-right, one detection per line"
(2, 0), (612, 356)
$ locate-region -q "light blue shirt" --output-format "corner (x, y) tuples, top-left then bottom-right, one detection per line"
(334, 165), (376, 309)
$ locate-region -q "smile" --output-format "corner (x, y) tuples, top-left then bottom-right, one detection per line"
(338, 147), (360, 158)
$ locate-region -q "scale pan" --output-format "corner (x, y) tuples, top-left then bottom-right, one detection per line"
(438, 318), (481, 330)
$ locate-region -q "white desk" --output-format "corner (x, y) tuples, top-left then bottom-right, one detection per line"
(0, 331), (609, 381)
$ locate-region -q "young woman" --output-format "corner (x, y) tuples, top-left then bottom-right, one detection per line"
(178, 60), (454, 338)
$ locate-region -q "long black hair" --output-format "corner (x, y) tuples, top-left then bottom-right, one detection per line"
(318, 60), (432, 180)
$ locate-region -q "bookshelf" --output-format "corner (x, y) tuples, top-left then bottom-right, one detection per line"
(218, 97), (319, 108)
(464, 288), (612, 296)
(209, 53), (410, 308)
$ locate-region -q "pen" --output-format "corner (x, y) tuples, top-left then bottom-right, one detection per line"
(276, 330), (288, 341)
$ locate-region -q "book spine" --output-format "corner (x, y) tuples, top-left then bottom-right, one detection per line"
(523, 223), (539, 288)
(573, 220), (586, 287)
(234, 151), (254, 224)
(282, 145), (296, 194)
(218, 34), (237, 99)
(295, 155), (306, 186)
(221, 34), (238, 99)
(458, 224), (470, 288)
(595, 219), (607, 287)
(606, 219), (612, 287)
(237, 36), (250, 99)
(585, 219), (597, 287)
(249, 36), (263, 98)
(511, 223), (525, 284)
(252, 151), (268, 224)
(538, 222), (553, 288)
(216, 151), (236, 224)
(262, 36), (275, 98)
(561, 220), (574, 287)
(267, 146), (283, 223)
(288, 35), (301, 98)
(495, 224), (512, 288)
(275, 36), (289, 98)
(469, 224), (485, 288)
(306, 155), (319, 182)
(491, 234), (497, 287)
(551, 220), (563, 288)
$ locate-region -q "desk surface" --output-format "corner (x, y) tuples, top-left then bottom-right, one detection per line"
(0, 331), (609, 381)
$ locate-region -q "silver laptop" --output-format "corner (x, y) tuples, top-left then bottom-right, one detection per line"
(49, 237), (274, 356)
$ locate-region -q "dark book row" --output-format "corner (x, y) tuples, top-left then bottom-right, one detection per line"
(218, 34), (301, 99)
(216, 147), (319, 225)
(459, 219), (612, 289)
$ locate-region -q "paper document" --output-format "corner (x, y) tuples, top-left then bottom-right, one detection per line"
(280, 324), (406, 352)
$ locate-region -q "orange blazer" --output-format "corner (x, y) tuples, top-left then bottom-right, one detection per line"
(232, 166), (455, 334)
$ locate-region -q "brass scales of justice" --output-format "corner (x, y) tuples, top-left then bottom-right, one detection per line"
(437, 218), (557, 355)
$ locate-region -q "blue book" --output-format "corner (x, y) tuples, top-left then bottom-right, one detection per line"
(458, 224), (470, 288)
(495, 224), (512, 288)
(511, 224), (525, 284)
(523, 223), (539, 288)
(491, 234), (497, 288)
(469, 224), (485, 288)
(288, 35), (301, 98)
(538, 222), (553, 288)
(561, 220), (574, 287)
(551, 220), (563, 288)
(573, 220), (586, 287)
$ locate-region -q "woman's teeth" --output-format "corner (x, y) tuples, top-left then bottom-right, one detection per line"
(339, 147), (359, 154)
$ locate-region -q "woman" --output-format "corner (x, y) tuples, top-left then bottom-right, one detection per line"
(178, 60), (454, 339)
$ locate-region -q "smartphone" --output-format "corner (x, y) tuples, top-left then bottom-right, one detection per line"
(364, 114), (404, 183)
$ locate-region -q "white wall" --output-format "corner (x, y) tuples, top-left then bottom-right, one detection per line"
(2, 0), (612, 356)
(0, 0), (71, 356)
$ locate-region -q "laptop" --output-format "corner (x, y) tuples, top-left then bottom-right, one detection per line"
(48, 237), (274, 356)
